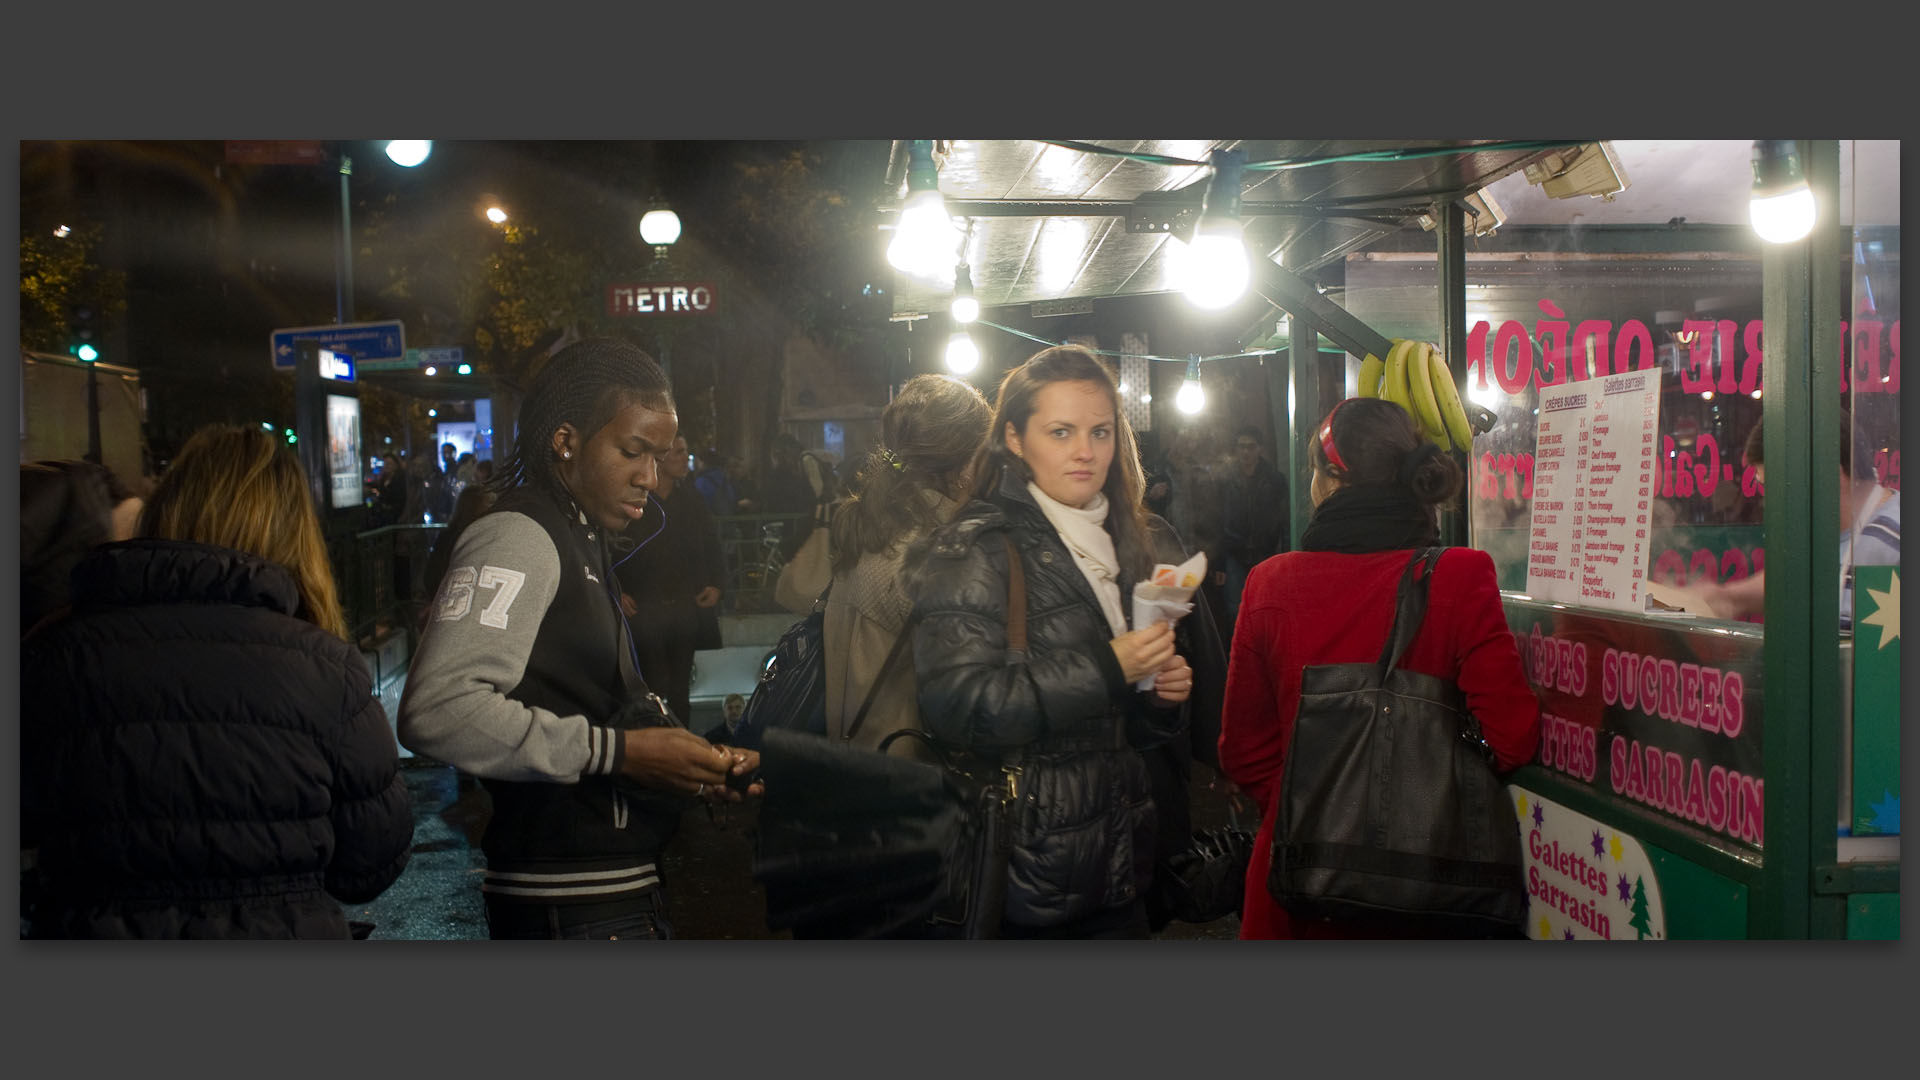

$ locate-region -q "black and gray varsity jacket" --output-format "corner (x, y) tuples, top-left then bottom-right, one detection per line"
(398, 485), (680, 904)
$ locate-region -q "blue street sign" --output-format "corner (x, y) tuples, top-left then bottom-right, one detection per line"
(270, 320), (406, 370)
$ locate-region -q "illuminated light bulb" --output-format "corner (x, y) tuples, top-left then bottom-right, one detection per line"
(1701, 390), (1715, 401)
(1141, 393), (1153, 404)
(887, 141), (960, 284)
(486, 207), (508, 224)
(53, 224), (71, 238)
(1116, 381), (1129, 394)
(639, 208), (681, 246)
(384, 140), (432, 167)
(1175, 356), (1206, 415)
(945, 331), (979, 375)
(1750, 188), (1815, 243)
(1751, 389), (1763, 399)
(428, 409), (437, 418)
(424, 366), (438, 376)
(1749, 140), (1815, 244)
(888, 189), (959, 282)
(1177, 224), (1252, 310)
(457, 363), (473, 375)
(950, 263), (979, 324)
(1179, 148), (1251, 310)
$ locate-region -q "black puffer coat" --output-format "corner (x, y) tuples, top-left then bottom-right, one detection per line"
(21, 539), (414, 938)
(909, 475), (1191, 929)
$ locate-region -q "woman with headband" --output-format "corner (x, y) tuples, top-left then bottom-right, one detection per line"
(1218, 397), (1539, 939)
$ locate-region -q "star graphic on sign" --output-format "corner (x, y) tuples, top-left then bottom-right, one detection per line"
(1858, 571), (1900, 650)
(1533, 801), (1545, 828)
(1617, 873), (1632, 902)
(1591, 829), (1606, 857)
(1564, 928), (1577, 941)
(1867, 791), (1900, 834)
(1609, 834), (1624, 862)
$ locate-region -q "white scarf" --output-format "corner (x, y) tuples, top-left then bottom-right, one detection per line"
(1027, 481), (1129, 637)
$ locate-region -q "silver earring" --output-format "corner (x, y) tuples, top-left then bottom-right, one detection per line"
(561, 451), (571, 459)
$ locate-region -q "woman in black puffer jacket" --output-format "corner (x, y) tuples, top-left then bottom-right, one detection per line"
(908, 346), (1198, 938)
(22, 425), (413, 938)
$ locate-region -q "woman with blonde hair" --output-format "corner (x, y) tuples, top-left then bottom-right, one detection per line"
(22, 425), (414, 938)
(908, 345), (1207, 938)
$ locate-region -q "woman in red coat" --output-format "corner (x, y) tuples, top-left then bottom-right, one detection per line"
(1220, 397), (1540, 939)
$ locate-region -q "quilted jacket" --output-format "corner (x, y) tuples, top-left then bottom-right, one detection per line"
(22, 539), (413, 938)
(908, 473), (1190, 929)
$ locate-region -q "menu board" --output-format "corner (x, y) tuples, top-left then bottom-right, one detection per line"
(1525, 372), (1662, 612)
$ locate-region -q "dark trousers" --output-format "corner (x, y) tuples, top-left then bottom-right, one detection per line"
(633, 622), (696, 728)
(484, 892), (673, 940)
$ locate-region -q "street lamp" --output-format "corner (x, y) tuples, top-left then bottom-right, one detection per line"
(336, 141), (433, 325)
(639, 200), (682, 376)
(486, 206), (508, 224)
(640, 203), (681, 263)
(384, 141), (432, 168)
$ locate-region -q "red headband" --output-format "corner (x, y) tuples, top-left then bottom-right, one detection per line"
(1318, 400), (1349, 473)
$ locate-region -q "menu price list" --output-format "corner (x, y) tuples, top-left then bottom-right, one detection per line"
(1525, 372), (1663, 614)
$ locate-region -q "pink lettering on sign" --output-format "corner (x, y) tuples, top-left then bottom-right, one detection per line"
(1461, 308), (1899, 396)
(1610, 735), (1764, 846)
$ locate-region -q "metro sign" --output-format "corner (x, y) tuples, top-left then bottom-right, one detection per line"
(607, 281), (717, 317)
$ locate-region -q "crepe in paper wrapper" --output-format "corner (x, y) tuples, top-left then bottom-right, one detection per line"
(1131, 550), (1207, 690)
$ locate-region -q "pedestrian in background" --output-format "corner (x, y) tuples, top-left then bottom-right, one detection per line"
(910, 345), (1198, 939)
(1219, 398), (1539, 939)
(398, 338), (756, 940)
(615, 433), (726, 729)
(692, 447), (745, 516)
(19, 458), (145, 634)
(822, 374), (991, 753)
(1216, 424), (1290, 629)
(371, 452), (408, 526)
(22, 425), (414, 938)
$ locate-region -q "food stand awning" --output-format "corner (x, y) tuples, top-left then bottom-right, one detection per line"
(880, 138), (1571, 320)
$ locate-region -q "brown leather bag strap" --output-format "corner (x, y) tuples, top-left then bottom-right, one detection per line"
(1003, 534), (1027, 655)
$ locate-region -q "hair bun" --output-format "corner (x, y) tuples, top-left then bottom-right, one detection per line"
(1395, 442), (1442, 486)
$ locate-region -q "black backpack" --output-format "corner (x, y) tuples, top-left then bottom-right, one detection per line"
(731, 587), (831, 749)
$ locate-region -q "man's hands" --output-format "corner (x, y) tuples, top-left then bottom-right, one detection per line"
(619, 728), (761, 801)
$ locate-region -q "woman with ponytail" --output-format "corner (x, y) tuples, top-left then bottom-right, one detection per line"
(1219, 397), (1540, 939)
(820, 374), (992, 752)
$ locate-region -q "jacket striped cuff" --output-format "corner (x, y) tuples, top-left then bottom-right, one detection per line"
(587, 725), (623, 777)
(481, 863), (660, 900)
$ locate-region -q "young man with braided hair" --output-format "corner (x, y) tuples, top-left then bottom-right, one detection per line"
(399, 338), (759, 939)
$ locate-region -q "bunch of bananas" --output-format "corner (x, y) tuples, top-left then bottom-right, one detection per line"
(1355, 338), (1475, 452)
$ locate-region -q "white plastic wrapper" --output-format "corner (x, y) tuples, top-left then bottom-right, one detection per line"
(1131, 550), (1207, 690)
